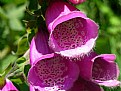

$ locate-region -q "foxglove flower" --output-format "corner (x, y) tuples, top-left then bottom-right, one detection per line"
(68, 77), (104, 91)
(0, 79), (18, 91)
(28, 28), (79, 91)
(68, 0), (86, 4)
(28, 54), (79, 91)
(30, 27), (53, 65)
(45, 1), (98, 58)
(77, 52), (120, 87)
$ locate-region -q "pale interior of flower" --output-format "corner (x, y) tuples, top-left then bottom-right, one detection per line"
(53, 17), (87, 50)
(34, 56), (68, 90)
(92, 58), (117, 81)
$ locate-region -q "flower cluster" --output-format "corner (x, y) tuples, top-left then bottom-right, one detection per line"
(28, 0), (120, 91)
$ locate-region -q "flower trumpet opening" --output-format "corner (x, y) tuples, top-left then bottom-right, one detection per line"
(46, 1), (98, 58)
(49, 17), (98, 58)
(77, 52), (120, 87)
(28, 54), (79, 91)
(91, 54), (120, 87)
(52, 18), (88, 51)
(92, 58), (117, 81)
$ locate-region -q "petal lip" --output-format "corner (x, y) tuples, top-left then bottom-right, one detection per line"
(93, 80), (121, 87)
(56, 38), (97, 58)
(45, 1), (87, 33)
(32, 53), (55, 66)
(91, 54), (116, 62)
(49, 11), (87, 32)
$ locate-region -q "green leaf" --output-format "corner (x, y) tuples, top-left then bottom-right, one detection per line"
(7, 4), (26, 19)
(103, 86), (121, 91)
(109, 16), (121, 26)
(0, 7), (8, 19)
(16, 35), (29, 55)
(0, 0), (27, 5)
(19, 82), (29, 91)
(16, 57), (26, 64)
(10, 77), (23, 85)
(9, 18), (24, 31)
(0, 54), (17, 74)
(24, 64), (30, 77)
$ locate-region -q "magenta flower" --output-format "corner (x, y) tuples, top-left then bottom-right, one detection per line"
(77, 52), (120, 87)
(68, 0), (86, 4)
(45, 1), (98, 58)
(28, 54), (79, 91)
(28, 29), (79, 91)
(68, 77), (104, 91)
(0, 79), (18, 91)
(30, 27), (53, 65)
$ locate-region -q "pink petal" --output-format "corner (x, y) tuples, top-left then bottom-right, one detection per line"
(28, 53), (79, 91)
(92, 54), (120, 87)
(30, 27), (53, 65)
(77, 52), (97, 80)
(1, 79), (18, 91)
(68, 0), (86, 4)
(45, 1), (98, 58)
(30, 85), (36, 91)
(77, 52), (120, 87)
(68, 77), (104, 91)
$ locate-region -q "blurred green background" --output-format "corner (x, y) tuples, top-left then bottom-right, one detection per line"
(0, 0), (121, 91)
